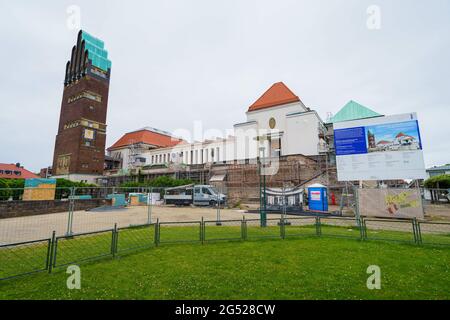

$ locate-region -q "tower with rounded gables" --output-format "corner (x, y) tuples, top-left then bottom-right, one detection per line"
(52, 30), (112, 182)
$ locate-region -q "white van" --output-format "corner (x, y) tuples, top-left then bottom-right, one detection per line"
(164, 184), (226, 206)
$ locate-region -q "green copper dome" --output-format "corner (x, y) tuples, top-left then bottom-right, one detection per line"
(81, 31), (112, 72)
(330, 100), (382, 123)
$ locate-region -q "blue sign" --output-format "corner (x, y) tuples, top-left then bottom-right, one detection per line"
(334, 126), (367, 156)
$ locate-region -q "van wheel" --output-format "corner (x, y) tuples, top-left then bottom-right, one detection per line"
(209, 200), (217, 207)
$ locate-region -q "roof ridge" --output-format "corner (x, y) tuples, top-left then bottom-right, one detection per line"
(248, 82), (301, 112)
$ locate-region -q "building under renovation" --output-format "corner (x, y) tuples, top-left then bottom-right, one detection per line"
(46, 31), (389, 201)
(104, 82), (366, 201)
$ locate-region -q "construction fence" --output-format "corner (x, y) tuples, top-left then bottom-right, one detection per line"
(0, 185), (449, 245)
(1, 215), (450, 281)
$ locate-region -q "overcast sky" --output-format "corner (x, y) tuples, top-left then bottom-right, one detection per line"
(1, 0), (449, 172)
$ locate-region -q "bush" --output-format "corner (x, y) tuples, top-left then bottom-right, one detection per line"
(120, 176), (194, 189)
(0, 178), (97, 201)
(424, 174), (450, 189)
(55, 178), (97, 189)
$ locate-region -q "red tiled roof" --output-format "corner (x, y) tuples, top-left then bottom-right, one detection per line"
(248, 82), (301, 112)
(108, 129), (185, 150)
(0, 163), (39, 179)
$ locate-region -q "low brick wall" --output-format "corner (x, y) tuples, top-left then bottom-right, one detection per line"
(0, 199), (111, 219)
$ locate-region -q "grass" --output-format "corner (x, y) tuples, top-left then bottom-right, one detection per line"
(0, 224), (449, 300)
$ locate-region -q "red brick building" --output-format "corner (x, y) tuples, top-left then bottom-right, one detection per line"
(52, 30), (112, 183)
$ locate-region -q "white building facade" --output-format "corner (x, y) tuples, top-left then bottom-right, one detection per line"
(108, 82), (324, 170)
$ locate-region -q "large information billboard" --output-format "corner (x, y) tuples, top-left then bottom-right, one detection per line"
(334, 113), (426, 181)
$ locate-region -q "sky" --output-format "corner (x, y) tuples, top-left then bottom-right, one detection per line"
(0, 0), (449, 172)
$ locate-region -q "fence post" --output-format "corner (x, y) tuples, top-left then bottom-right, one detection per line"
(315, 216), (322, 237)
(66, 187), (75, 236)
(354, 185), (361, 221)
(154, 218), (160, 246)
(416, 219), (423, 245)
(201, 217), (205, 245)
(111, 223), (118, 257)
(147, 187), (153, 225)
(280, 218), (286, 239)
(241, 216), (247, 241)
(358, 217), (365, 240)
(362, 217), (368, 240)
(412, 218), (422, 245)
(47, 231), (56, 274)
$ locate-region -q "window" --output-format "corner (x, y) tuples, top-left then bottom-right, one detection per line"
(83, 128), (95, 140)
(202, 187), (212, 195)
(67, 91), (102, 103)
(194, 187), (201, 194)
(64, 120), (80, 130)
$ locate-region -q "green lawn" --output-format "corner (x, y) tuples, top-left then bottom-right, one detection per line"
(1, 225), (449, 300)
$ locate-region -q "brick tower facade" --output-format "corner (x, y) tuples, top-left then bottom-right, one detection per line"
(52, 30), (111, 181)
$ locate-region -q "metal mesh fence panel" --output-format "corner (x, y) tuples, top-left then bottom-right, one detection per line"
(53, 230), (114, 267)
(159, 221), (202, 244)
(363, 218), (415, 243)
(69, 187), (151, 234)
(0, 238), (50, 280)
(319, 217), (361, 239)
(203, 220), (243, 242)
(418, 222), (450, 246)
(284, 217), (317, 238)
(117, 224), (155, 253)
(246, 218), (281, 240)
(0, 212), (68, 245)
(0, 187), (81, 245)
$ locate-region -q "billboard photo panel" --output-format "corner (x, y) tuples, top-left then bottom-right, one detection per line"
(358, 188), (424, 219)
(334, 113), (426, 181)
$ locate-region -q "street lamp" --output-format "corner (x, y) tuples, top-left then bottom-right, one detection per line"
(258, 146), (267, 227)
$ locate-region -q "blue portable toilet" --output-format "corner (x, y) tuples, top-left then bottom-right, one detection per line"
(308, 184), (328, 212)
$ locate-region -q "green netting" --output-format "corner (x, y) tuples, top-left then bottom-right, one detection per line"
(81, 31), (112, 72)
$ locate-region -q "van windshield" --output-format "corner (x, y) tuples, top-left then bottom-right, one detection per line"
(209, 187), (219, 195)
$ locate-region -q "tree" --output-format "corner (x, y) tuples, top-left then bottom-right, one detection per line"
(424, 174), (450, 203)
